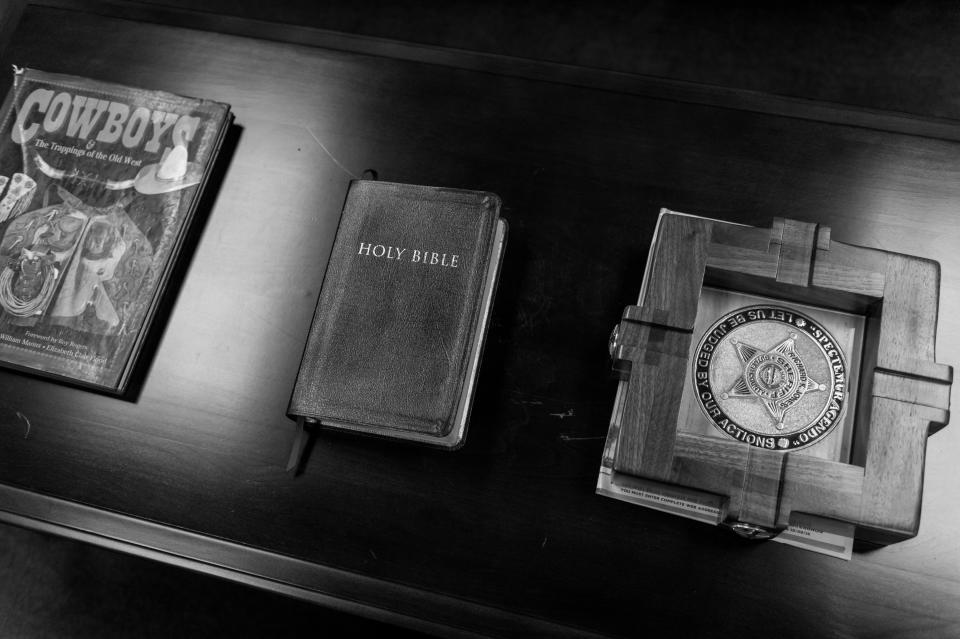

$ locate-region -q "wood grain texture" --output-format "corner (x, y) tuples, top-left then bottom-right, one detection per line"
(0, 5), (958, 638)
(670, 432), (748, 498)
(614, 212), (713, 479)
(704, 221), (882, 314)
(873, 369), (952, 415)
(773, 217), (818, 286)
(621, 212), (953, 544)
(612, 324), (690, 479)
(705, 221), (779, 279)
(729, 447), (786, 529)
(811, 238), (887, 300)
(815, 225), (831, 252)
(777, 455), (864, 528)
(850, 310), (883, 468)
(877, 253), (950, 381)
(636, 212), (712, 330)
(859, 397), (943, 538)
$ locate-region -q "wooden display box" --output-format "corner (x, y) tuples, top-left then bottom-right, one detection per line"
(602, 210), (953, 545)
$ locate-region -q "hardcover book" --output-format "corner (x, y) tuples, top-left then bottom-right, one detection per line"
(287, 180), (507, 462)
(0, 67), (231, 392)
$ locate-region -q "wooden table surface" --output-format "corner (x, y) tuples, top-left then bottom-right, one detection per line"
(0, 2), (958, 637)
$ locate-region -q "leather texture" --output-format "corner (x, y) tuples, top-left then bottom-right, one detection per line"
(289, 180), (500, 439)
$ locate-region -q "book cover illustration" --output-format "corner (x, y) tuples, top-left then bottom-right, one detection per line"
(0, 67), (231, 391)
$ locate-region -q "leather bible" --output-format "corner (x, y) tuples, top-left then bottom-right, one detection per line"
(286, 180), (507, 468)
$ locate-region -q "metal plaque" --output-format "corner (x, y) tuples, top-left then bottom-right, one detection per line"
(692, 304), (848, 451)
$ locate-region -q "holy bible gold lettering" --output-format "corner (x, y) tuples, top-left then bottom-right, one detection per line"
(286, 180), (507, 471)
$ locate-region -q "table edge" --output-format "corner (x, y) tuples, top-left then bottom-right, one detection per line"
(0, 482), (609, 639)
(18, 0), (960, 144)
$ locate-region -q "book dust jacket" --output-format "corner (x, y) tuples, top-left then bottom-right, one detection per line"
(0, 67), (230, 391)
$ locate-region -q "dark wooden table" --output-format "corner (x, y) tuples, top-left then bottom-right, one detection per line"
(1, 2), (958, 637)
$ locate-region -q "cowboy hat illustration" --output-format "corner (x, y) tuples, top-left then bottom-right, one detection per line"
(133, 140), (202, 195)
(32, 137), (202, 195)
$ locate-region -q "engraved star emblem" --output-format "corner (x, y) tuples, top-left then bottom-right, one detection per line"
(721, 333), (826, 430)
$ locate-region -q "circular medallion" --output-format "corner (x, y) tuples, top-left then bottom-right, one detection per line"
(692, 305), (848, 451)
